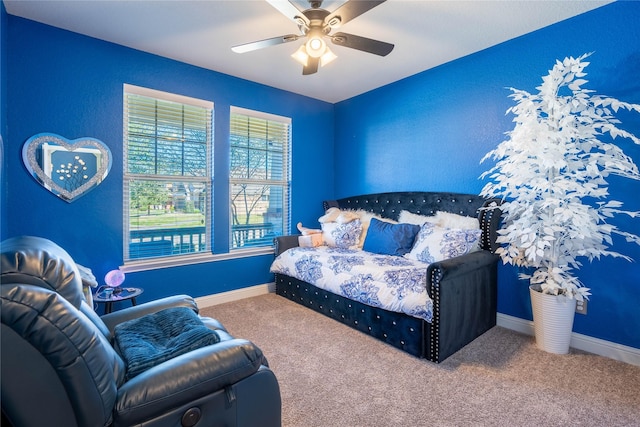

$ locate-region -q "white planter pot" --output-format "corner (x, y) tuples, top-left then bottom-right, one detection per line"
(529, 284), (577, 354)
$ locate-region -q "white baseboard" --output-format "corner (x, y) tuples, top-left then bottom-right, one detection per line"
(195, 282), (276, 308)
(497, 313), (640, 367)
(195, 286), (640, 367)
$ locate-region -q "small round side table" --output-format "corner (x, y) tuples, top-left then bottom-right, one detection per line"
(94, 287), (144, 314)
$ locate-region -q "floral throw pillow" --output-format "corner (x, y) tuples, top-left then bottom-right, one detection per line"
(405, 222), (482, 263)
(321, 219), (363, 249)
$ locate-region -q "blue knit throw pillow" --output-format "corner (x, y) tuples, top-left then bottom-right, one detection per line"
(115, 306), (220, 379)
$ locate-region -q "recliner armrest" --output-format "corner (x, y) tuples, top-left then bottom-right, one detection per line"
(113, 338), (265, 426)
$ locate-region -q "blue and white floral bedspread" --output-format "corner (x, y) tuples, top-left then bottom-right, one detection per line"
(270, 246), (433, 323)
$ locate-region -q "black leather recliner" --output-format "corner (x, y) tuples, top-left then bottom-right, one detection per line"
(0, 236), (281, 427)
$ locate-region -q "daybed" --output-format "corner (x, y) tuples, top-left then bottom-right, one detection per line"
(272, 191), (501, 363)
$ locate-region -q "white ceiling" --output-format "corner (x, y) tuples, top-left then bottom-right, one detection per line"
(4, 0), (612, 103)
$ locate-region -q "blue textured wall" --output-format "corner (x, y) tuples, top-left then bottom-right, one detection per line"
(4, 16), (334, 306)
(1, 3), (7, 241)
(334, 2), (640, 348)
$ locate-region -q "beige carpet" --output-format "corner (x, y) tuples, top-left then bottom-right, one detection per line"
(199, 294), (640, 427)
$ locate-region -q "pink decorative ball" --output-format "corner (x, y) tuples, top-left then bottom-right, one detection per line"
(105, 269), (125, 287)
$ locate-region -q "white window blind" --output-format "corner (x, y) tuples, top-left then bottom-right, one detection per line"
(229, 107), (291, 249)
(123, 84), (213, 261)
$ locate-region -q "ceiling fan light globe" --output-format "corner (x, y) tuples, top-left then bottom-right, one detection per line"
(306, 37), (326, 58)
(320, 48), (337, 67)
(291, 45), (309, 66)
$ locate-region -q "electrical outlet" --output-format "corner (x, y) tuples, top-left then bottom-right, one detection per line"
(576, 299), (588, 315)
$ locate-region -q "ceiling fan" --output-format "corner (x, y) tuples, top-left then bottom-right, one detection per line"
(231, 0), (394, 75)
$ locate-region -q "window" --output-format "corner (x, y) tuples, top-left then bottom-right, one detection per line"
(123, 85), (213, 261)
(229, 107), (291, 249)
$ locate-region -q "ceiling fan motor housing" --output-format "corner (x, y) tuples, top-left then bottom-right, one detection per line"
(299, 8), (331, 35)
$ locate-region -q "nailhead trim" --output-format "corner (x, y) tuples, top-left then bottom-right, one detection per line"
(275, 273), (425, 358)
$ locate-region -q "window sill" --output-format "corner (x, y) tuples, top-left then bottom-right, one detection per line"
(120, 247), (275, 273)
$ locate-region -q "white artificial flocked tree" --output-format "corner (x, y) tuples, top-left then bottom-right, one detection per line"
(480, 53), (640, 300)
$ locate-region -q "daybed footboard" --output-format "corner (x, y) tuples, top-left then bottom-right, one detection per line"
(427, 250), (498, 362)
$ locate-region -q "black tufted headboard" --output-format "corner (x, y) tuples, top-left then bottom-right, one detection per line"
(323, 191), (501, 253)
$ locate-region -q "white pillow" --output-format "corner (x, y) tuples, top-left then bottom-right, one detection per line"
(434, 211), (480, 230)
(318, 207), (341, 223)
(321, 219), (363, 249)
(398, 210), (438, 226)
(336, 210), (361, 224)
(405, 222), (482, 263)
(318, 207), (361, 224)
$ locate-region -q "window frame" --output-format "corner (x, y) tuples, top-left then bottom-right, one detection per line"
(229, 106), (292, 251)
(122, 84), (213, 267)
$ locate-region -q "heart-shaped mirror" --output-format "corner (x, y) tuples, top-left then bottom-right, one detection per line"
(22, 133), (112, 202)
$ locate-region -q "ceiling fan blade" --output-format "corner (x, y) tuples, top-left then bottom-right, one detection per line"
(266, 0), (309, 27)
(325, 0), (386, 28)
(303, 57), (319, 75)
(232, 34), (300, 54)
(330, 32), (394, 56)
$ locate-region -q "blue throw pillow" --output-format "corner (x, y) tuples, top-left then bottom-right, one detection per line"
(363, 218), (420, 256)
(114, 307), (220, 380)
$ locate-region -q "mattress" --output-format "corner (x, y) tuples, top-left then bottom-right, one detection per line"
(270, 246), (433, 322)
